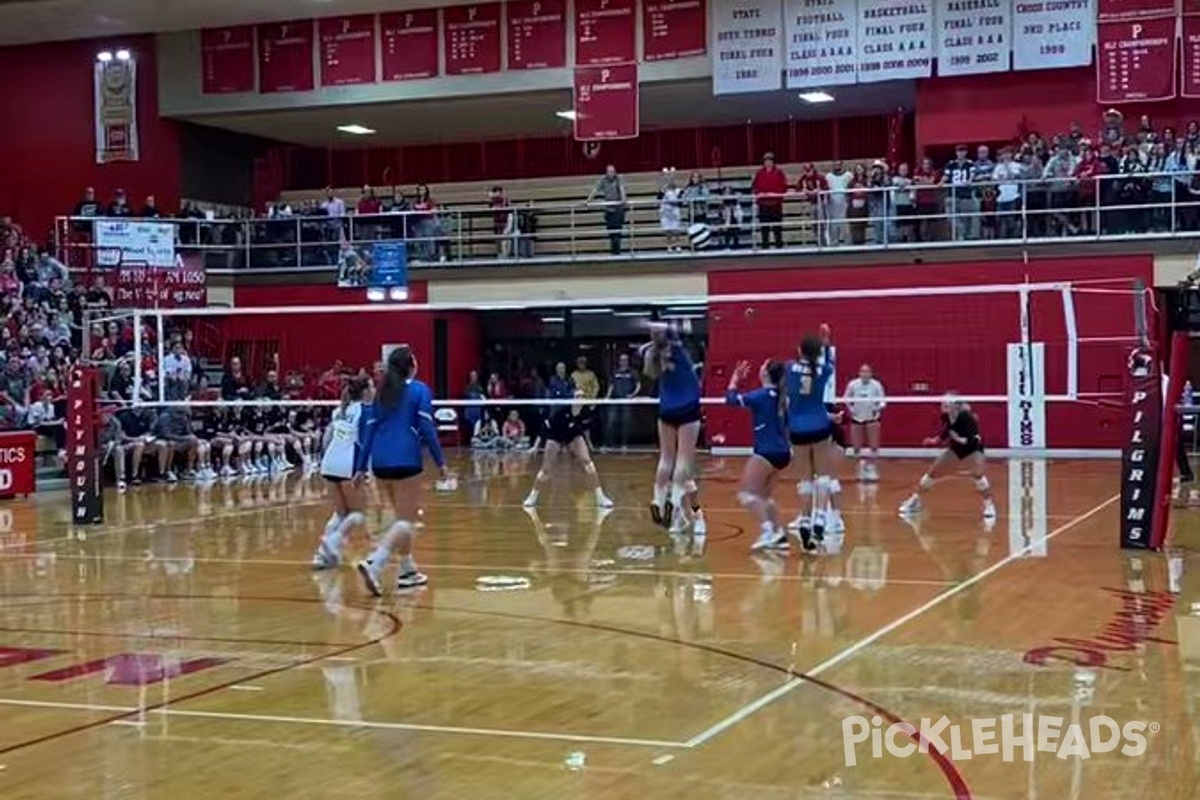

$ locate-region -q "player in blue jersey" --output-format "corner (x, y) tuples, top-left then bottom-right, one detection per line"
(523, 388), (614, 509)
(353, 345), (448, 595)
(641, 322), (707, 536)
(786, 333), (837, 551)
(726, 359), (792, 552)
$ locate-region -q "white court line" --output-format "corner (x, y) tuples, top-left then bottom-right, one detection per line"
(0, 697), (687, 750)
(681, 494), (1119, 749)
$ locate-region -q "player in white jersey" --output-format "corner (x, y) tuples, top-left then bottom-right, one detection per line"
(311, 377), (373, 570)
(844, 364), (886, 481)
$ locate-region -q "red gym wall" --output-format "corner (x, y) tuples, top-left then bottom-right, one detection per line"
(705, 255), (1154, 450)
(0, 35), (181, 237)
(228, 282), (481, 390)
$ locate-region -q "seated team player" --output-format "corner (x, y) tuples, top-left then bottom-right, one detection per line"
(264, 404), (299, 473)
(98, 405), (131, 492)
(471, 416), (501, 449)
(288, 405), (321, 471)
(239, 406), (276, 475)
(501, 410), (528, 449)
(118, 406), (172, 485)
(189, 405), (219, 482)
(154, 407), (202, 482)
(215, 406), (252, 478)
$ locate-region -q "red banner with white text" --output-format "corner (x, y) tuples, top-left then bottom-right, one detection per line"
(1184, 1), (1200, 97)
(201, 27), (255, 94)
(507, 0), (567, 69)
(575, 0), (636, 65)
(642, 0), (706, 61)
(111, 254), (207, 309)
(1097, 15), (1176, 102)
(258, 21), (315, 93)
(319, 15), (377, 86)
(574, 62), (639, 141)
(380, 10), (440, 80)
(1097, 0), (1174, 21)
(444, 3), (502, 75)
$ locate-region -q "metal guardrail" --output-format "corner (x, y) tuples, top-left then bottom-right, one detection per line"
(53, 170), (1200, 273)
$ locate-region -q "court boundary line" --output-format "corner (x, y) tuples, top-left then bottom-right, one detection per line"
(681, 493), (1119, 749)
(0, 697), (688, 749)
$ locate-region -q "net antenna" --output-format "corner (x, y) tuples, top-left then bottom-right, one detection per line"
(130, 278), (1140, 410)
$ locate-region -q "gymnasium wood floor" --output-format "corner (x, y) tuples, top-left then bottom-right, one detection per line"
(0, 453), (1194, 800)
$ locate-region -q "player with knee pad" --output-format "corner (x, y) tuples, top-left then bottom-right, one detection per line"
(899, 393), (996, 520)
(642, 323), (704, 534)
(786, 330), (838, 552)
(312, 377), (372, 570)
(726, 359), (792, 552)
(523, 390), (613, 509)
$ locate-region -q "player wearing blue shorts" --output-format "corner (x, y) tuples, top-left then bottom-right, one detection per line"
(786, 333), (837, 551)
(641, 322), (706, 536)
(726, 359), (793, 552)
(353, 346), (448, 595)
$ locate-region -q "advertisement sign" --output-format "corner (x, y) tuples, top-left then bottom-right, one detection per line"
(95, 220), (176, 268)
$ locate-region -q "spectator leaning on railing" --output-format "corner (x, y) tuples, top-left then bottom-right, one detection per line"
(824, 161), (852, 245)
(942, 145), (975, 241)
(751, 152), (787, 249)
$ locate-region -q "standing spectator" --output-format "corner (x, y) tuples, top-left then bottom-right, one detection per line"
(1073, 144), (1105, 235)
(867, 160), (890, 244)
(605, 352), (640, 451)
(488, 186), (514, 258)
(72, 187), (101, 219)
(107, 189), (132, 218)
(463, 369), (485, 436)
(681, 172), (712, 227)
(410, 184), (447, 262)
(1042, 141), (1079, 236)
(1100, 109), (1125, 149)
(587, 164), (628, 255)
(1116, 141), (1149, 234)
(659, 170), (684, 252)
(355, 185), (382, 241)
(1147, 142), (1172, 232)
(942, 145), (975, 241)
(571, 356), (599, 400)
(486, 371), (509, 422)
(548, 362), (574, 399)
(971, 145), (995, 239)
(992, 147), (1024, 239)
(1166, 138), (1193, 231)
(912, 156), (943, 242)
(320, 187), (346, 218)
(795, 164), (828, 244)
(891, 162), (917, 243)
(751, 152), (788, 249)
(357, 185), (381, 215)
(717, 186), (744, 249)
(847, 163), (871, 245)
(824, 161), (852, 245)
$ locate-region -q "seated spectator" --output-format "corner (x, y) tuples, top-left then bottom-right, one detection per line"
(163, 340), (193, 400)
(154, 407), (198, 481)
(472, 416), (500, 449)
(35, 249), (68, 287)
(221, 357), (253, 401)
(0, 356), (30, 425)
(26, 389), (65, 458)
(107, 189), (132, 218)
(501, 410), (528, 449)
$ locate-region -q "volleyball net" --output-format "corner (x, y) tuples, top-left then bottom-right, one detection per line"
(94, 278), (1146, 456)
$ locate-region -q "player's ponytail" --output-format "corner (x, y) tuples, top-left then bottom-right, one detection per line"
(379, 346), (415, 412)
(799, 334), (821, 373)
(766, 360), (787, 425)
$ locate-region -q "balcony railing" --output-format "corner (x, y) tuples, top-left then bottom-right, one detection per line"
(53, 170), (1200, 274)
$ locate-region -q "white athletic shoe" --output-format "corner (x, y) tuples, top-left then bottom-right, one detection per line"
(692, 512), (707, 536)
(523, 492), (539, 508)
(312, 542), (340, 571)
(356, 559), (384, 597)
(396, 570), (429, 590)
(595, 491), (614, 508)
(864, 463), (880, 482)
(786, 515), (809, 532)
(750, 529), (788, 552)
(982, 500), (997, 520)
(117, 480), (128, 493)
(899, 495), (923, 516)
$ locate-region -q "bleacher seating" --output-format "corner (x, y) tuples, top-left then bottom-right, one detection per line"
(279, 160), (862, 259)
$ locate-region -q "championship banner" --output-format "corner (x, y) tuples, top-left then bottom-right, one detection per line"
(94, 57), (139, 164)
(507, 0), (568, 69)
(95, 220), (176, 268)
(381, 10), (440, 81)
(444, 3), (503, 75)
(1097, 0), (1174, 20)
(1012, 0), (1093, 70)
(935, 0), (1011, 76)
(1183, 1), (1200, 98)
(1120, 346), (1160, 549)
(318, 15), (378, 86)
(201, 27), (255, 94)
(575, 0), (637, 65)
(574, 62), (639, 140)
(1006, 342), (1046, 449)
(711, 0), (784, 94)
(1097, 15), (1176, 103)
(642, 0), (707, 61)
(786, 0), (857, 88)
(855, 0), (933, 83)
(258, 20), (316, 93)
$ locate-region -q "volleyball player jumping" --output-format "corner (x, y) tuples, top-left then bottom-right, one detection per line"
(899, 393), (997, 520)
(786, 333), (837, 552)
(311, 376), (372, 571)
(354, 346), (448, 595)
(641, 322), (706, 535)
(844, 364), (886, 481)
(523, 388), (614, 508)
(726, 359), (792, 552)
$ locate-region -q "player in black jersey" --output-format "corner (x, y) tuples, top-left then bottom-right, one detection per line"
(522, 389), (613, 509)
(190, 407), (219, 481)
(899, 393), (997, 520)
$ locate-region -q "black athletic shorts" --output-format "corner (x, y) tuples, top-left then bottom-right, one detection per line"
(757, 451), (792, 471)
(373, 465), (423, 481)
(950, 442), (983, 460)
(659, 403), (702, 428)
(322, 474), (349, 484)
(789, 427), (832, 446)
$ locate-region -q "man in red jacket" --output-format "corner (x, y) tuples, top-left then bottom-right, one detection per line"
(751, 152), (789, 249)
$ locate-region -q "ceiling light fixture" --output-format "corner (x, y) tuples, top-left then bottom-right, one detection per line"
(798, 91), (834, 104)
(115, 49), (132, 61)
(337, 124), (376, 135)
(96, 51), (113, 62)
(555, 110), (578, 121)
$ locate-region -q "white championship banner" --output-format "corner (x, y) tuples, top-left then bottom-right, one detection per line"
(856, 0), (933, 82)
(935, 0), (1011, 75)
(1012, 0), (1093, 70)
(711, 0), (784, 93)
(786, 0), (858, 87)
(95, 220), (177, 268)
(94, 58), (139, 164)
